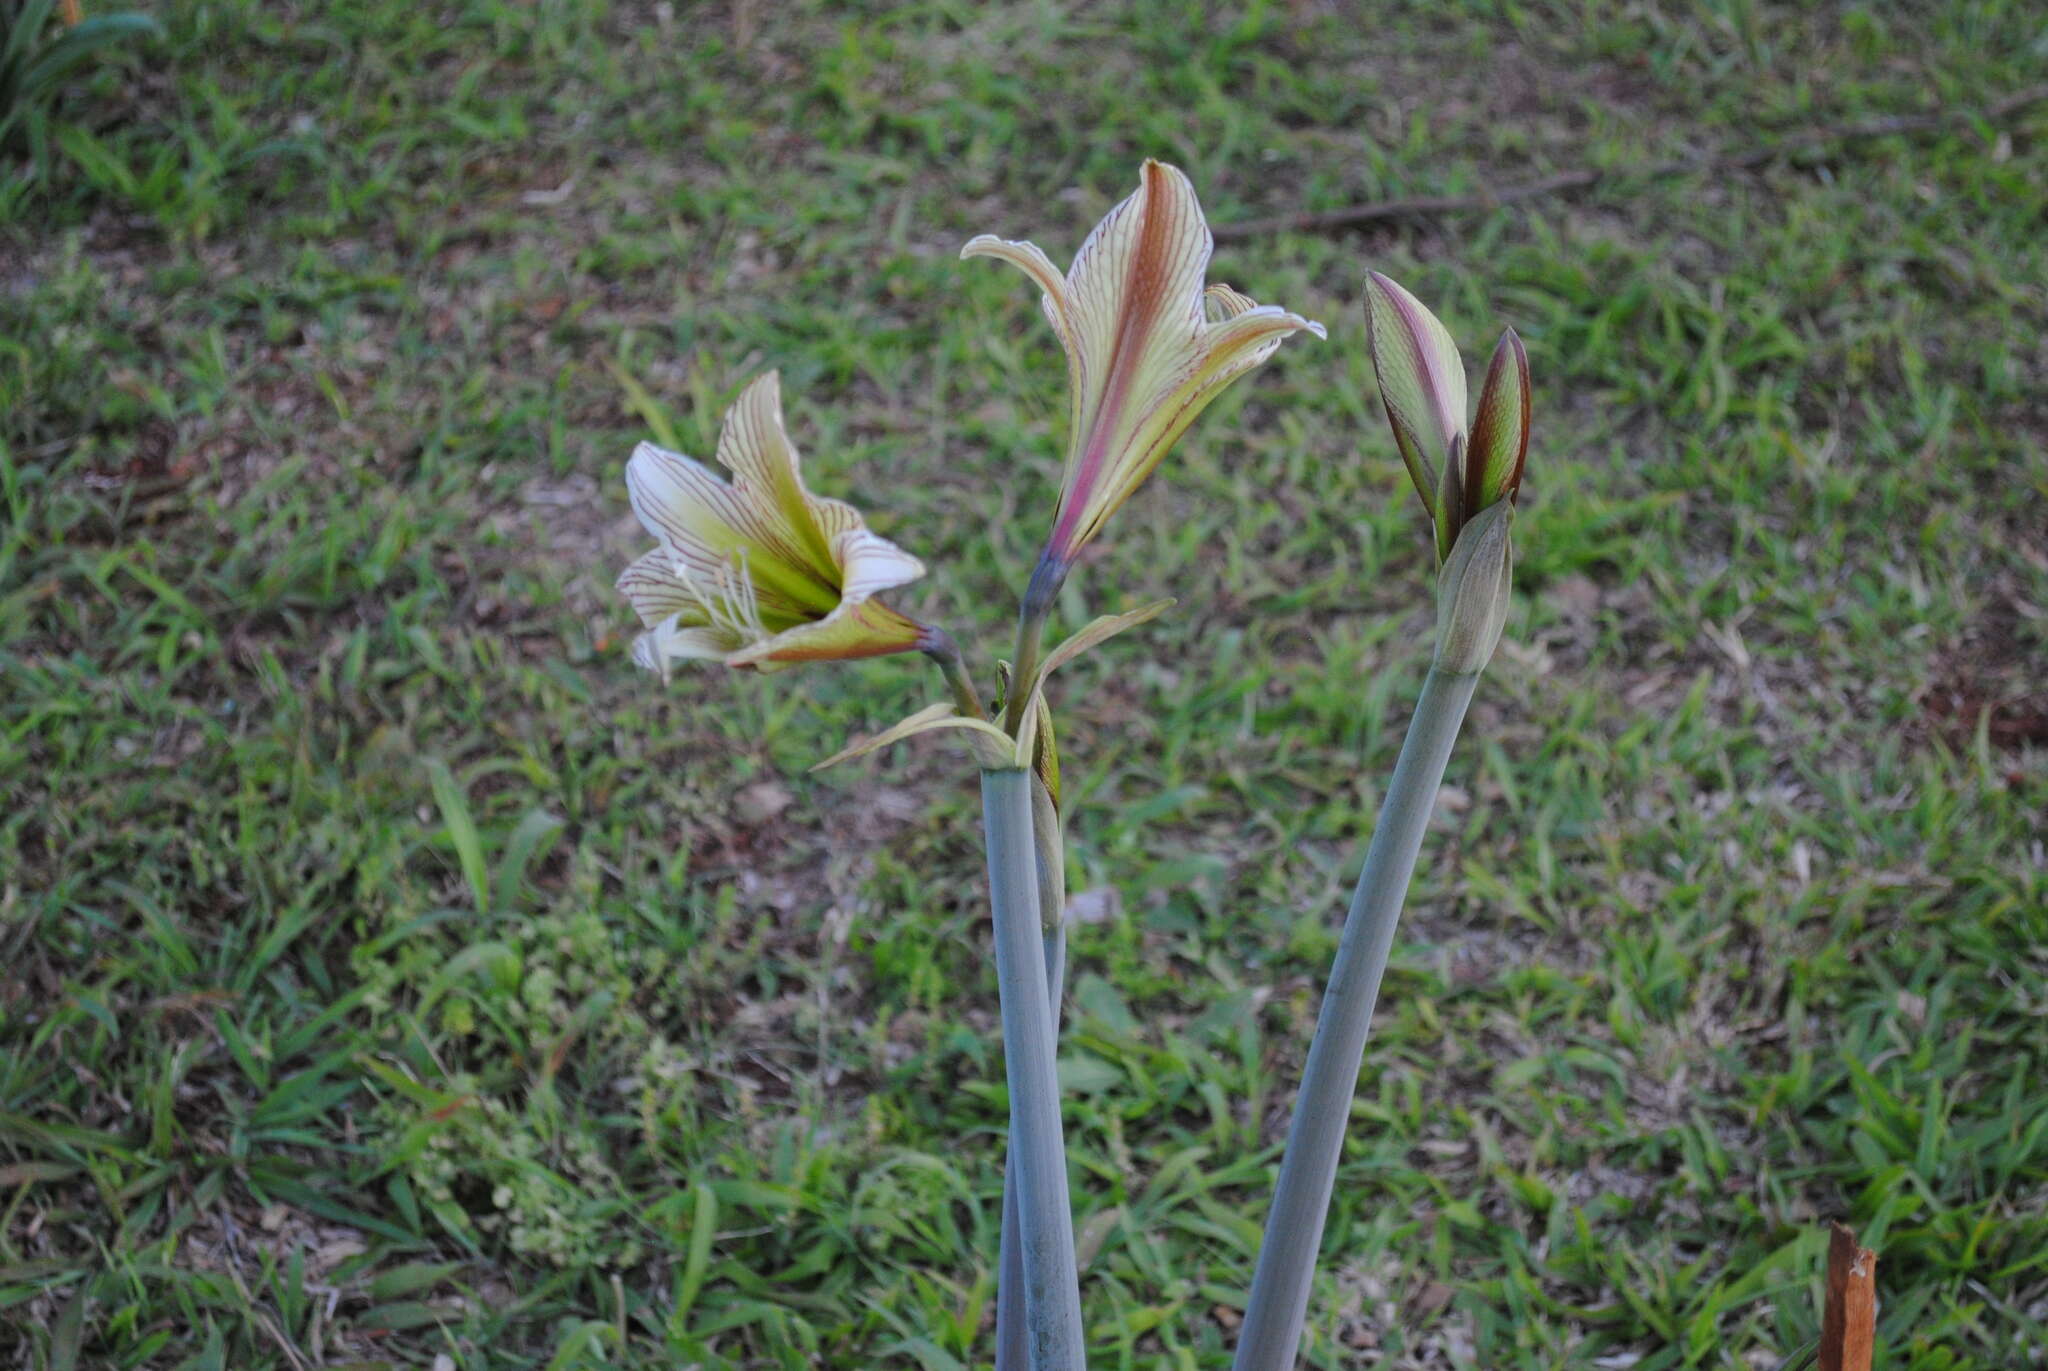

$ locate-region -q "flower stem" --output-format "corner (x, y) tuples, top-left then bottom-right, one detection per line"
(923, 628), (988, 721)
(1002, 553), (1064, 734)
(1230, 666), (1481, 1371)
(981, 767), (1086, 1371)
(995, 914), (1068, 1371)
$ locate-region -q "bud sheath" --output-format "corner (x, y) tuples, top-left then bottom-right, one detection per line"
(1432, 501), (1514, 676)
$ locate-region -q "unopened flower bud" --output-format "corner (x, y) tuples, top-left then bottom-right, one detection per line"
(1365, 273), (1530, 568)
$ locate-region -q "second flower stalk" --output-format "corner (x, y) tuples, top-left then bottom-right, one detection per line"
(1233, 274), (1529, 1371)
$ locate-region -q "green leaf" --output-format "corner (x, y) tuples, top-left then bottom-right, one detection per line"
(367, 1261), (466, 1301)
(50, 1279), (88, 1371)
(1011, 598), (1175, 763)
(673, 1180), (717, 1327)
(607, 359), (683, 451)
(811, 701), (1013, 772)
(21, 14), (161, 95)
(425, 757), (489, 912)
(544, 1319), (618, 1370)
(492, 807), (565, 915)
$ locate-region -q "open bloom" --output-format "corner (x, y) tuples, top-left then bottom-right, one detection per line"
(1365, 271), (1529, 564)
(616, 372), (928, 676)
(963, 160), (1324, 586)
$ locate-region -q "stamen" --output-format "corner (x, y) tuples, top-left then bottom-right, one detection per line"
(730, 549), (769, 640)
(671, 560), (721, 624)
(673, 551), (771, 646)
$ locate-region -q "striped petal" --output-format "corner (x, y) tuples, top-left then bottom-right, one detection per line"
(729, 595), (925, 670)
(625, 441), (831, 619)
(615, 547), (699, 629)
(1078, 298), (1324, 544)
(1204, 282), (1261, 321)
(1048, 160), (1211, 560)
(959, 235), (1082, 418)
(625, 441), (747, 566)
(714, 371), (841, 574)
(833, 526), (926, 601)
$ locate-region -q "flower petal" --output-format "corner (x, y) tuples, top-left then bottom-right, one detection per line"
(962, 233), (1085, 463)
(625, 442), (745, 566)
(630, 615), (749, 682)
(961, 235), (1079, 362)
(626, 440), (837, 618)
(713, 371), (840, 572)
(831, 525), (927, 601)
(1366, 271), (1468, 512)
(1465, 328), (1530, 511)
(1074, 302), (1324, 544)
(1204, 282), (1261, 321)
(1047, 160), (1212, 559)
(1066, 162), (1211, 397)
(615, 546), (699, 629)
(728, 594), (925, 669)
(1188, 301), (1328, 386)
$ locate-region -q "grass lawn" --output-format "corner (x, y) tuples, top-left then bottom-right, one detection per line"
(3, 1), (2046, 1366)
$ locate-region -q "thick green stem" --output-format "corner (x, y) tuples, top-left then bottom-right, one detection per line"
(1002, 553), (1064, 734)
(981, 768), (1085, 1371)
(1002, 615), (1048, 734)
(995, 916), (1068, 1371)
(1231, 667), (1480, 1371)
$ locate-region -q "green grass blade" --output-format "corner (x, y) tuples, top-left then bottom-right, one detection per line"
(492, 807), (565, 915)
(425, 757), (490, 913)
(20, 14), (162, 93)
(673, 1179), (717, 1328)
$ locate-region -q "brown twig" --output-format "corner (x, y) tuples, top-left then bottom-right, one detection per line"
(1819, 1222), (1878, 1371)
(1212, 83), (2048, 240)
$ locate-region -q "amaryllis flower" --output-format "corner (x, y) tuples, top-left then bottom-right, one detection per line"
(963, 160), (1324, 592)
(1365, 271), (1529, 563)
(616, 372), (929, 676)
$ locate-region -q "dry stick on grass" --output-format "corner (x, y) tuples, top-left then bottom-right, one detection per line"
(1819, 1223), (1878, 1371)
(1211, 83), (2048, 241)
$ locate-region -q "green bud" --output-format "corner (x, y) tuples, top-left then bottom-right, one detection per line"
(1433, 501), (1514, 675)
